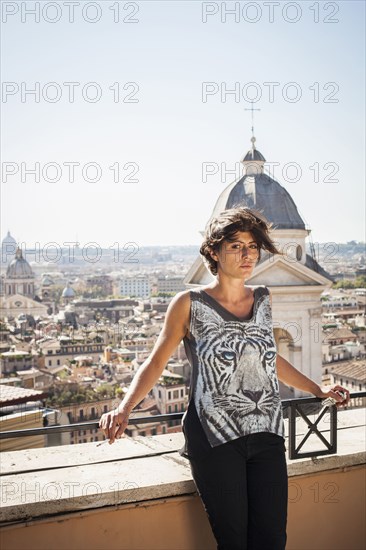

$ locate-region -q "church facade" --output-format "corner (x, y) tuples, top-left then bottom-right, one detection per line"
(0, 247), (48, 319)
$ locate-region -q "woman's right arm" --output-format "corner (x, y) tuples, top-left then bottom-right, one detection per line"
(99, 290), (191, 444)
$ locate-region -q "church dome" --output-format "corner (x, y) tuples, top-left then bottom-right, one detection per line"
(62, 283), (75, 298)
(6, 248), (34, 279)
(211, 138), (305, 230)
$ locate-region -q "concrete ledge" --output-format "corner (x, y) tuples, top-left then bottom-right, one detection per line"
(1, 409), (365, 525)
(0, 434), (193, 524)
(0, 433), (183, 475)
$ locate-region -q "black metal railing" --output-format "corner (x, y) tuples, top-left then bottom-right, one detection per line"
(1, 393), (365, 460)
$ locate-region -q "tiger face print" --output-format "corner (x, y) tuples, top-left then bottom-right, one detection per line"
(191, 293), (284, 444)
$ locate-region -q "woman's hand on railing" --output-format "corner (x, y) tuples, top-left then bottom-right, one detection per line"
(99, 407), (130, 444)
(316, 385), (351, 408)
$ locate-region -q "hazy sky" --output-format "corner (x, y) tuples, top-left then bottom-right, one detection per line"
(1, 0), (365, 250)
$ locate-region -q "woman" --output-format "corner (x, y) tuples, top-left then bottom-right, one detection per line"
(99, 206), (350, 550)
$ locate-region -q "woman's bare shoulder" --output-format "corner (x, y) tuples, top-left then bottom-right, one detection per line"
(166, 289), (192, 314)
(171, 289), (192, 307)
(164, 290), (192, 334)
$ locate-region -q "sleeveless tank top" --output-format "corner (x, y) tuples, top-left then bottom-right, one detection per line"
(178, 285), (285, 460)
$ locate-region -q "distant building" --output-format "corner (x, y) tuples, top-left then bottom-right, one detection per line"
(1, 230), (17, 265)
(0, 248), (48, 318)
(104, 346), (135, 364)
(60, 397), (120, 445)
(39, 275), (57, 316)
(0, 350), (37, 375)
(0, 384), (48, 451)
(322, 343), (361, 363)
(323, 295), (358, 309)
(323, 327), (358, 347)
(62, 282), (75, 305)
(85, 275), (113, 296)
(323, 360), (366, 408)
(355, 288), (366, 296)
(16, 367), (55, 391)
(38, 339), (104, 368)
(120, 275), (150, 298)
(157, 275), (185, 293)
(152, 369), (188, 431)
(4, 247), (35, 297)
(73, 298), (138, 324)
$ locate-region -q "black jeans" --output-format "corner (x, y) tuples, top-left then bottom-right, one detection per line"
(188, 432), (288, 550)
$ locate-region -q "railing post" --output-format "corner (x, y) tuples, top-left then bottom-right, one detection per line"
(330, 404), (337, 455)
(288, 401), (297, 460)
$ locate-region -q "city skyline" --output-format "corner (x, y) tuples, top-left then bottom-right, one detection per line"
(1, 230), (365, 252)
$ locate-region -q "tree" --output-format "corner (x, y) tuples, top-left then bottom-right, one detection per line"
(333, 276), (366, 289)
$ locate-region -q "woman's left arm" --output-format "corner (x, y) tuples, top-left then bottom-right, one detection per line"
(268, 289), (351, 407)
(275, 354), (350, 406)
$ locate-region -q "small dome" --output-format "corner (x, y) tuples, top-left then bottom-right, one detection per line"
(242, 148), (266, 162)
(62, 283), (75, 298)
(241, 136), (266, 163)
(6, 248), (34, 279)
(42, 275), (54, 286)
(2, 231), (17, 247)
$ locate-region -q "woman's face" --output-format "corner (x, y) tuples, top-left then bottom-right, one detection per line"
(211, 231), (259, 278)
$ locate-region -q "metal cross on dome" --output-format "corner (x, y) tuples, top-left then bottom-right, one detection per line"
(244, 101), (261, 138)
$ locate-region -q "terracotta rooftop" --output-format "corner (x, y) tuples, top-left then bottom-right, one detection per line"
(324, 360), (366, 382)
(0, 384), (48, 406)
(323, 328), (358, 341)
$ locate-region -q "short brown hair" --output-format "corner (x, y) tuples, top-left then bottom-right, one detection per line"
(200, 207), (282, 276)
